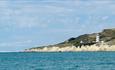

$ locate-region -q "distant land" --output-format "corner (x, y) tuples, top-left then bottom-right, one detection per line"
(25, 28), (115, 52)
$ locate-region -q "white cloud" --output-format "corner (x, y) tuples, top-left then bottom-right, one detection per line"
(1, 0), (115, 29)
(0, 0), (115, 51)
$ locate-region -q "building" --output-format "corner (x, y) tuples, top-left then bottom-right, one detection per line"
(96, 33), (100, 43)
(78, 33), (100, 48)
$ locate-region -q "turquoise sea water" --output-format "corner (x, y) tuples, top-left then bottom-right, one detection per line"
(0, 52), (115, 70)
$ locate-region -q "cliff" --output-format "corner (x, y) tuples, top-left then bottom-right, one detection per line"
(25, 28), (115, 52)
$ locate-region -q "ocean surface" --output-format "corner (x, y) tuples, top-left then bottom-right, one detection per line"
(0, 52), (115, 70)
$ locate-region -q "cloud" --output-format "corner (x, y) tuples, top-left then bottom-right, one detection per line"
(0, 0), (115, 51)
(1, 0), (115, 29)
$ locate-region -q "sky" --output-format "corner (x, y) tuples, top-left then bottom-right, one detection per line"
(0, 0), (115, 52)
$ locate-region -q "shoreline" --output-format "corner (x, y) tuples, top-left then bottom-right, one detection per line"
(25, 44), (115, 52)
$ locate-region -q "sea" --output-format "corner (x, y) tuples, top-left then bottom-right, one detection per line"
(0, 52), (115, 70)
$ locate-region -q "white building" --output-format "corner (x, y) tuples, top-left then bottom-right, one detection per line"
(96, 34), (100, 43)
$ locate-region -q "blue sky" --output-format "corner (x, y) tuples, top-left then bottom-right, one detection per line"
(0, 0), (115, 52)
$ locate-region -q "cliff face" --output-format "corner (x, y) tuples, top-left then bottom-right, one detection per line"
(25, 28), (115, 52)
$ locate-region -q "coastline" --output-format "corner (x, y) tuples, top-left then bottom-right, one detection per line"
(25, 28), (115, 52)
(25, 44), (115, 52)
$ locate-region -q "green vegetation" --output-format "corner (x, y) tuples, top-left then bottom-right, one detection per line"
(29, 28), (115, 50)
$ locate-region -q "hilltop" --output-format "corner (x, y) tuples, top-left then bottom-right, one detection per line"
(25, 28), (115, 52)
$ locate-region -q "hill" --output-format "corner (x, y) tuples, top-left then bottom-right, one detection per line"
(25, 28), (115, 52)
